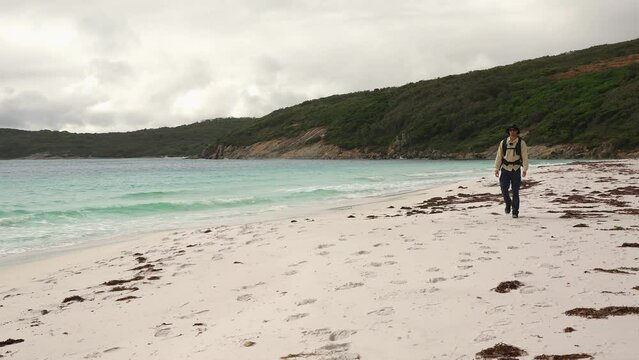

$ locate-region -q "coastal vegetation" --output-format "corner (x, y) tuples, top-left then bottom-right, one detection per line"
(1, 37), (639, 159)
(0, 118), (253, 159)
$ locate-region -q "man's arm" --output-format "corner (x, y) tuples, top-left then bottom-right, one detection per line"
(494, 140), (503, 177)
(521, 140), (529, 177)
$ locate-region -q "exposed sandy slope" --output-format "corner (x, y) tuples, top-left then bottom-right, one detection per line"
(1, 160), (638, 360)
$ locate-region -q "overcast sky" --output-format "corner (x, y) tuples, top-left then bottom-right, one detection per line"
(0, 0), (637, 132)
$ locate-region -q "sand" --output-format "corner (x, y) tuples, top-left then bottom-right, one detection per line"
(1, 160), (638, 360)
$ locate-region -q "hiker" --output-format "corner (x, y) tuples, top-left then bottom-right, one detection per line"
(494, 125), (529, 218)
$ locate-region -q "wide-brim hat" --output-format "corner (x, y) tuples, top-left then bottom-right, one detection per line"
(506, 125), (520, 134)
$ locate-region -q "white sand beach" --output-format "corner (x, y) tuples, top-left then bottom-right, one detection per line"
(1, 160), (638, 360)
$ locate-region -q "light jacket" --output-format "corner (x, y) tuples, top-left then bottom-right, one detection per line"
(494, 137), (529, 172)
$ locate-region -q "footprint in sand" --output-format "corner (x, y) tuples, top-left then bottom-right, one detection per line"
(154, 323), (173, 337)
(335, 282), (364, 291)
(427, 277), (447, 284)
(458, 265), (473, 270)
(329, 330), (357, 341)
(367, 262), (383, 267)
(284, 270), (298, 276)
(520, 286), (546, 294)
(390, 280), (407, 285)
(353, 250), (370, 256)
(539, 263), (559, 270)
(473, 330), (497, 343)
(236, 294), (253, 302)
(285, 313), (309, 322)
(296, 298), (317, 306)
(513, 271), (533, 278)
(426, 267), (440, 272)
(367, 307), (395, 316)
(420, 287), (440, 294)
(361, 271), (377, 278)
(317, 244), (335, 249)
(485, 305), (510, 315)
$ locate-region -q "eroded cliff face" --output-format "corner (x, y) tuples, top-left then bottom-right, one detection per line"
(200, 127), (637, 160)
(201, 127), (376, 159)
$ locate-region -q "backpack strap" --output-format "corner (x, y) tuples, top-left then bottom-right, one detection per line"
(501, 137), (523, 167)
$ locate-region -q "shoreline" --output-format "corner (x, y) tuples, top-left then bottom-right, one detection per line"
(1, 160), (638, 359)
(0, 159), (571, 265)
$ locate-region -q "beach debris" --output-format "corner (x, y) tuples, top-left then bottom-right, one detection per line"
(347, 215), (356, 218)
(116, 295), (139, 302)
(203, 228), (212, 233)
(233, 261), (243, 264)
(135, 256), (147, 263)
(290, 220), (297, 223)
(366, 215), (378, 219)
(148, 276), (161, 280)
(533, 354), (593, 360)
(243, 340), (256, 347)
(41, 309), (49, 315)
(620, 243), (639, 247)
(603, 226), (630, 231)
(0, 339), (24, 348)
(475, 343), (527, 358)
(62, 295), (85, 304)
(590, 267), (635, 274)
(563, 327), (576, 333)
(103, 275), (144, 286)
(572, 223), (589, 228)
(493, 280), (524, 293)
(110, 286), (139, 292)
(632, 286), (639, 291)
(565, 306), (639, 319)
(130, 264), (154, 271)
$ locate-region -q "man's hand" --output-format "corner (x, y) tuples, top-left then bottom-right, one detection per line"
(522, 170), (527, 177)
(494, 170), (499, 177)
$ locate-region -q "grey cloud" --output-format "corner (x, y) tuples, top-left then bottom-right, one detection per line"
(76, 14), (141, 54)
(0, 0), (637, 132)
(90, 59), (133, 84)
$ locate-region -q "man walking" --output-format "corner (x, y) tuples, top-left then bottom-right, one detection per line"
(494, 125), (529, 218)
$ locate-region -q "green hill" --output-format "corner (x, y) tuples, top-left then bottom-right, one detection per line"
(219, 38), (639, 157)
(0, 118), (254, 159)
(2, 37), (639, 159)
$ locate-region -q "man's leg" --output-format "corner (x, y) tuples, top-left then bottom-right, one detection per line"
(511, 169), (522, 216)
(499, 170), (512, 213)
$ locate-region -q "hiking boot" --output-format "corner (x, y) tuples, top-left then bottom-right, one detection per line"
(512, 213), (519, 218)
(505, 204), (511, 214)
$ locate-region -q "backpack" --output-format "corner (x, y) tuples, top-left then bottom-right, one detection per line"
(501, 137), (522, 166)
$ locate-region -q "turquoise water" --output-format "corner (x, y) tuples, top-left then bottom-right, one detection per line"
(0, 158), (561, 256)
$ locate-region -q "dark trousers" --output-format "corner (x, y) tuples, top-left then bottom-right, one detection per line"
(500, 168), (521, 214)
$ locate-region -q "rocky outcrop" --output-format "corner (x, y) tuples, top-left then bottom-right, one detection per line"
(201, 129), (635, 160)
(203, 127), (379, 159)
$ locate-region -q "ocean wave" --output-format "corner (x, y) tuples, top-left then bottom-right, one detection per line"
(0, 196), (275, 227)
(119, 190), (189, 199)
